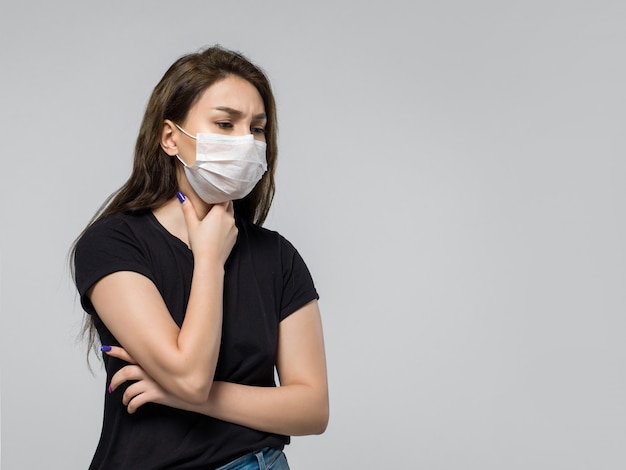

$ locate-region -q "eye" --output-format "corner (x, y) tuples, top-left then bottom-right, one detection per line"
(216, 121), (233, 130)
(251, 127), (266, 135)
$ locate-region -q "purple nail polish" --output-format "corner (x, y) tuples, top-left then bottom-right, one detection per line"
(108, 384), (113, 394)
(176, 191), (186, 203)
(101, 345), (112, 352)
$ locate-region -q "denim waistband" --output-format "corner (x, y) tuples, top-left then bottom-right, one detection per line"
(215, 447), (287, 470)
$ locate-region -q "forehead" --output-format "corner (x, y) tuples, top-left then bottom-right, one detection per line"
(191, 76), (265, 114)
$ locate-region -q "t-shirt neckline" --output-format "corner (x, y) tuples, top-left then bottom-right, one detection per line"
(146, 210), (192, 251)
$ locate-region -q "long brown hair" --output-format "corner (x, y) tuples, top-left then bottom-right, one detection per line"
(71, 45), (278, 356)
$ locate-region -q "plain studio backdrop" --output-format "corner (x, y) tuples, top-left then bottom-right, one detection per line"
(1, 1), (625, 468)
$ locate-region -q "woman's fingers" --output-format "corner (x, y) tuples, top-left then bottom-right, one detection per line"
(103, 348), (155, 413)
(123, 381), (158, 413)
(127, 393), (150, 414)
(109, 364), (145, 393)
(183, 199), (237, 264)
(122, 381), (144, 407)
(101, 345), (137, 364)
(177, 191), (200, 230)
(109, 363), (191, 414)
(177, 193), (237, 264)
(110, 365), (162, 414)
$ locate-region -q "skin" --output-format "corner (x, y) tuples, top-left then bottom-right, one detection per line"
(90, 76), (329, 435)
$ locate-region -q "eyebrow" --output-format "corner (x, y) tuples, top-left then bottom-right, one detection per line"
(213, 106), (267, 120)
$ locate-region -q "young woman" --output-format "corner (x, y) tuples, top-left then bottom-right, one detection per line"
(72, 45), (328, 469)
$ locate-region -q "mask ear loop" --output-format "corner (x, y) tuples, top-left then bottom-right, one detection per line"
(175, 123), (197, 140)
(175, 154), (191, 167)
(174, 123), (198, 168)
(174, 124), (197, 167)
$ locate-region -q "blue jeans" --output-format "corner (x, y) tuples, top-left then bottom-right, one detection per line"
(215, 447), (290, 470)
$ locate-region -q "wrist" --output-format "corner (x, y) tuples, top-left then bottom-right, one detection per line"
(192, 257), (226, 275)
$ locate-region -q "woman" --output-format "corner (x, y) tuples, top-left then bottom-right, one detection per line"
(72, 45), (328, 469)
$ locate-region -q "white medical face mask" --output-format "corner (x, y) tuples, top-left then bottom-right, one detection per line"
(175, 124), (267, 204)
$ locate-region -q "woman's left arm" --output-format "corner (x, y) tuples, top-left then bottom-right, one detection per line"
(208, 300), (329, 435)
(109, 300), (329, 436)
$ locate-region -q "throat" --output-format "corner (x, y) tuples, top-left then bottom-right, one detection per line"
(152, 198), (190, 248)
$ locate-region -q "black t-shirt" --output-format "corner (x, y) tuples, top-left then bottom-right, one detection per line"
(74, 210), (318, 469)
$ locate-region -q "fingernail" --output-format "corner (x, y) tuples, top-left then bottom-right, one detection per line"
(176, 191), (186, 203)
(108, 384), (113, 394)
(100, 345), (112, 352)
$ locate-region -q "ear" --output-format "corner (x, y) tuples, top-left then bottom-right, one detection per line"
(160, 120), (179, 156)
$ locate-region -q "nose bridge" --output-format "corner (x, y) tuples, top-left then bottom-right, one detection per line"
(234, 123), (251, 136)
(234, 114), (254, 136)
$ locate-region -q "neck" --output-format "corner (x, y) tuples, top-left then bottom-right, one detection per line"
(151, 173), (214, 246)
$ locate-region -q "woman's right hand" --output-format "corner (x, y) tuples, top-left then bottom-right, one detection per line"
(179, 195), (238, 266)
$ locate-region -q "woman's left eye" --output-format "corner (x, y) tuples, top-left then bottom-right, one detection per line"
(251, 127), (266, 135)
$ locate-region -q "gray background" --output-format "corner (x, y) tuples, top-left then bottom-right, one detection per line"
(1, 1), (625, 468)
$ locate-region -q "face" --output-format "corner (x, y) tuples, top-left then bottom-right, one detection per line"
(164, 75), (267, 166)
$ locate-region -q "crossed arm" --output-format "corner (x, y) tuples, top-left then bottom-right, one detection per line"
(105, 300), (329, 436)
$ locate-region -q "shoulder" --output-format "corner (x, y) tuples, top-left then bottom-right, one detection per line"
(77, 212), (152, 249)
(81, 211), (151, 234)
(74, 211), (156, 275)
(236, 218), (299, 257)
(74, 211), (157, 297)
(235, 219), (313, 280)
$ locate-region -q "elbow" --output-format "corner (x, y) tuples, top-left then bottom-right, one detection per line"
(299, 408), (328, 436)
(306, 385), (330, 435)
(183, 389), (210, 407)
(296, 394), (329, 436)
(312, 402), (330, 435)
(309, 420), (328, 436)
(173, 375), (213, 406)
(316, 387), (330, 434)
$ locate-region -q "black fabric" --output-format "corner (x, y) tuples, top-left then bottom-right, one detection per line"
(74, 210), (318, 469)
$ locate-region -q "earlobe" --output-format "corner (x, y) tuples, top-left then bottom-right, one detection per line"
(160, 120), (179, 156)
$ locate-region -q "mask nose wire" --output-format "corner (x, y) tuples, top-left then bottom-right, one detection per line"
(174, 123), (197, 140)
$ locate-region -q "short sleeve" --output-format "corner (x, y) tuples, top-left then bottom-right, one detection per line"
(279, 236), (319, 321)
(74, 215), (155, 314)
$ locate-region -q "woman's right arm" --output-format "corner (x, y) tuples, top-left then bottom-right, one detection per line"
(89, 198), (237, 405)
